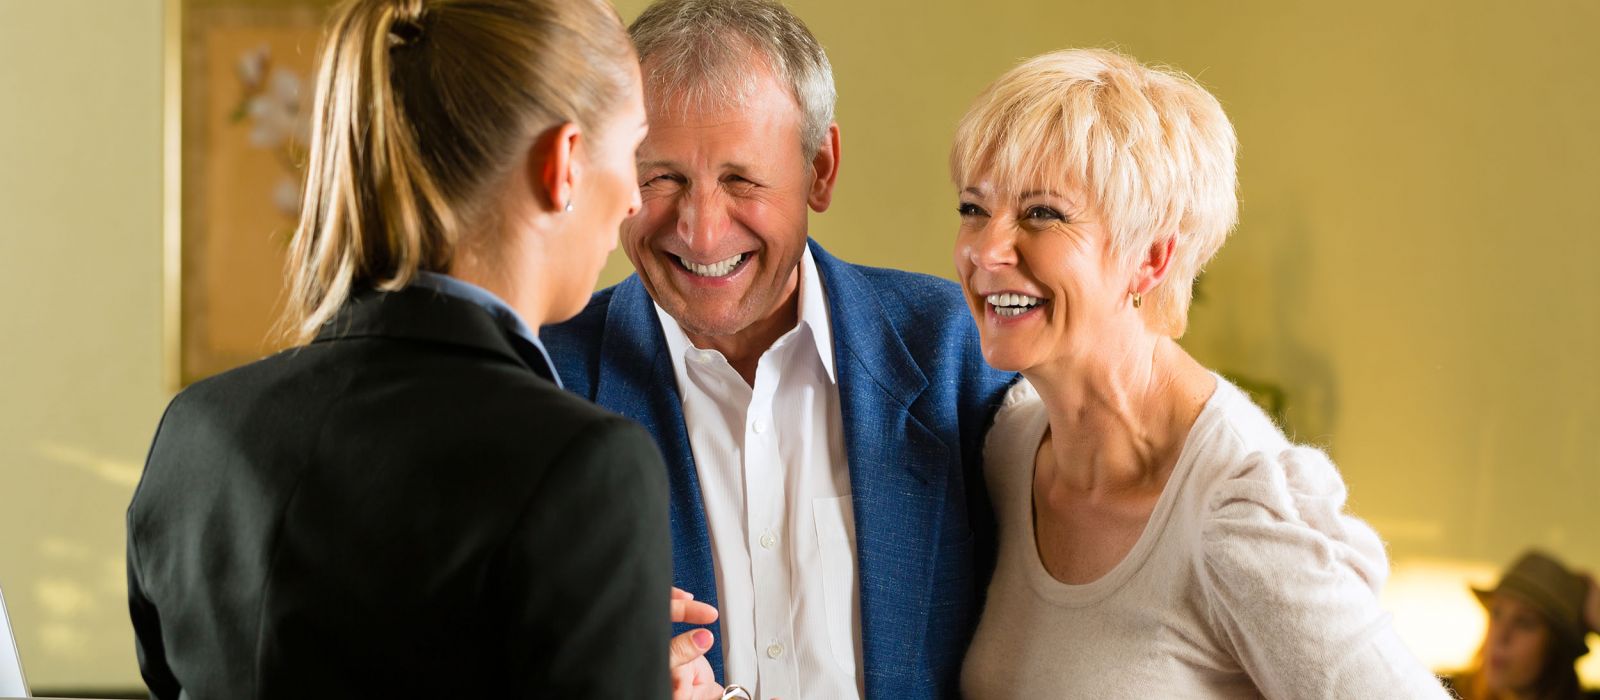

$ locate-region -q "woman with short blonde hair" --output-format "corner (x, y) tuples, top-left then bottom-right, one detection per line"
(126, 0), (690, 697)
(952, 48), (1450, 697)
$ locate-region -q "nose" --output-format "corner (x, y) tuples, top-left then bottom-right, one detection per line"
(676, 185), (730, 254)
(961, 218), (1018, 270)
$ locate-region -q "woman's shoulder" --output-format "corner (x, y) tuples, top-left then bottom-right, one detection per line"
(1184, 378), (1389, 591)
(1192, 453), (1388, 601)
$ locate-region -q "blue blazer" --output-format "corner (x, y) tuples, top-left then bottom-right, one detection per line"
(542, 240), (1016, 697)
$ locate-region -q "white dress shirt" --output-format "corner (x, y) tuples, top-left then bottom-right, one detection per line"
(654, 248), (863, 700)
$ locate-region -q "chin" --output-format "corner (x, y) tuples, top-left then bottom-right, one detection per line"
(673, 308), (755, 338)
(980, 343), (1039, 373)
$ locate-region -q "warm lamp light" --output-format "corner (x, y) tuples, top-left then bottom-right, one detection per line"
(1382, 558), (1600, 687)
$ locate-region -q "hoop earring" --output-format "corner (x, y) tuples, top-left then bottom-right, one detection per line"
(1131, 291), (1142, 309)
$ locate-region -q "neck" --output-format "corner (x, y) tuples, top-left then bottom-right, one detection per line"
(683, 266), (801, 385)
(1024, 327), (1212, 495)
(448, 236), (549, 329)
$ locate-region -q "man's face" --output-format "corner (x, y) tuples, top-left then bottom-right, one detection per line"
(624, 65), (828, 341)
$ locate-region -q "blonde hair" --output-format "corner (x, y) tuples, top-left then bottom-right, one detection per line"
(950, 48), (1239, 337)
(284, 0), (634, 344)
(629, 0), (835, 158)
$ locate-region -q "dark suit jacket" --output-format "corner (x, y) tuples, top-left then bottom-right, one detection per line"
(127, 286), (671, 699)
(542, 240), (1017, 698)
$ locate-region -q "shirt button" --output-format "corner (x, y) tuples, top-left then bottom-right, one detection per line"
(759, 531), (777, 549)
(752, 419), (767, 434)
(766, 642), (784, 659)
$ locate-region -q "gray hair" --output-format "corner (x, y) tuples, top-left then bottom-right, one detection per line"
(629, 0), (836, 158)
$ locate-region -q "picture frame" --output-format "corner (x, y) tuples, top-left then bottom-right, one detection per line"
(163, 0), (334, 389)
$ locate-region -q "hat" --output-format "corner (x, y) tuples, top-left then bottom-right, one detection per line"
(1473, 550), (1591, 659)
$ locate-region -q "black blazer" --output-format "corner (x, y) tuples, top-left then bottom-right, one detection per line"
(126, 286), (670, 699)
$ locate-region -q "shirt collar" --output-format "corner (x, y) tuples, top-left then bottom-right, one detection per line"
(410, 271), (563, 389)
(653, 246), (836, 384)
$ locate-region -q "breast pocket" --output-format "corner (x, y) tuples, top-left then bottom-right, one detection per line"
(813, 495), (860, 676)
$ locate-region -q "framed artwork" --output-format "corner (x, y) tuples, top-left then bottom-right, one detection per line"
(163, 0), (334, 389)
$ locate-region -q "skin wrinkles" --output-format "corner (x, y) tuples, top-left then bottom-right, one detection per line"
(955, 179), (1213, 583)
(624, 58), (839, 383)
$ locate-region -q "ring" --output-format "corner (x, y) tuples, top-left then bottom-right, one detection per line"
(721, 685), (753, 700)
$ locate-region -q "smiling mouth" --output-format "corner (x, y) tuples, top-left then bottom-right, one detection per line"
(676, 253), (746, 278)
(986, 292), (1046, 318)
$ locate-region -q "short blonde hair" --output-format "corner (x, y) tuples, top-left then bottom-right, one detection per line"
(950, 48), (1238, 337)
(284, 0), (635, 344)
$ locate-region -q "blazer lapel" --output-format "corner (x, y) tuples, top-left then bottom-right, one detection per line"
(592, 276), (726, 679)
(812, 241), (952, 694)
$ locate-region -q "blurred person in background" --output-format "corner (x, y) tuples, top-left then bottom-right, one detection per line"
(124, 0), (717, 697)
(1449, 550), (1600, 700)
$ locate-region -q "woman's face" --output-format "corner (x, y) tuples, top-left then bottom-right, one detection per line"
(548, 66), (649, 323)
(1482, 593), (1554, 694)
(953, 180), (1133, 374)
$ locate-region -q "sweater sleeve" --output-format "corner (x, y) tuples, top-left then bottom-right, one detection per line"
(1196, 445), (1452, 699)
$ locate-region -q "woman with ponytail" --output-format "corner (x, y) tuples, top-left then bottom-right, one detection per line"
(126, 0), (688, 697)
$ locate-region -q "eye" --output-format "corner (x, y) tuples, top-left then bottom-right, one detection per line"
(1024, 205), (1067, 222)
(641, 173), (681, 187)
(958, 202), (988, 217)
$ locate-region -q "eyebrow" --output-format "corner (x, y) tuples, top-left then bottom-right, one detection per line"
(635, 160), (757, 173)
(1019, 189), (1067, 200)
(961, 186), (1070, 202)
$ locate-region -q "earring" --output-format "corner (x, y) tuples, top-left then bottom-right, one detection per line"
(564, 199), (575, 213)
(1131, 291), (1142, 309)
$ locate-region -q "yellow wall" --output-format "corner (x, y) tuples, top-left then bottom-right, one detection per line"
(0, 0), (168, 689)
(0, 0), (1594, 689)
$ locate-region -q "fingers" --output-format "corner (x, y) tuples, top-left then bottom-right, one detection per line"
(671, 598), (720, 625)
(672, 586), (695, 601)
(669, 628), (714, 670)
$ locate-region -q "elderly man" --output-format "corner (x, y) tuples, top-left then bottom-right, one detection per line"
(543, 1), (1013, 697)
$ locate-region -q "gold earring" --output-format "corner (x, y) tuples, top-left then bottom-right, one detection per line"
(1131, 291), (1142, 309)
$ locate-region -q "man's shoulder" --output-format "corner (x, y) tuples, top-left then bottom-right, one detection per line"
(820, 255), (970, 332)
(539, 282), (632, 400)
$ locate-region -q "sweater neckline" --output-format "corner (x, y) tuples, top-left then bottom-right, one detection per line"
(1016, 373), (1234, 607)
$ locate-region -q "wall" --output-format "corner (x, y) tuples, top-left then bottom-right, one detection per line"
(0, 0), (1594, 690)
(0, 0), (167, 690)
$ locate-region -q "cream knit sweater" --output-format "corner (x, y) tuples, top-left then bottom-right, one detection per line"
(961, 377), (1452, 699)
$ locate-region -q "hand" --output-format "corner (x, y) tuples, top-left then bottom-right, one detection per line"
(1580, 571), (1599, 633)
(670, 587), (722, 700)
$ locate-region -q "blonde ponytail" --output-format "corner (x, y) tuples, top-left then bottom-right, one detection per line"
(284, 0), (633, 344)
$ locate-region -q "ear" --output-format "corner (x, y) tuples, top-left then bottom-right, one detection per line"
(529, 122), (584, 213)
(1133, 235), (1178, 296)
(806, 122), (841, 213)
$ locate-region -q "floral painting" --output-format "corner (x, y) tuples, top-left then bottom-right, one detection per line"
(172, 0), (332, 386)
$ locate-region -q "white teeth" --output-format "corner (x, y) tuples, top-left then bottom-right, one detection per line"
(985, 292), (1044, 312)
(679, 253), (744, 278)
(986, 292), (1044, 317)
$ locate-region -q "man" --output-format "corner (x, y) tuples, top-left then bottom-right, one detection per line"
(543, 1), (1014, 697)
